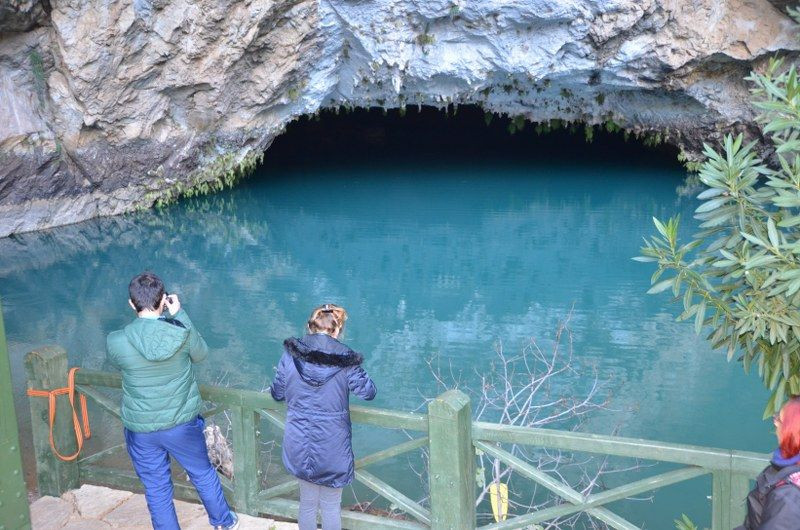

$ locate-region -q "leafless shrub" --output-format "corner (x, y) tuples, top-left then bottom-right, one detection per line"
(412, 313), (650, 528)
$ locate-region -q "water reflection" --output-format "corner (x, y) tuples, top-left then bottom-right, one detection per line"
(0, 160), (771, 525)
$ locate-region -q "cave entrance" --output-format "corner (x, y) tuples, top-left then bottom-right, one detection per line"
(258, 105), (682, 173)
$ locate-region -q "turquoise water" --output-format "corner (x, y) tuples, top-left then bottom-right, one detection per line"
(0, 115), (773, 527)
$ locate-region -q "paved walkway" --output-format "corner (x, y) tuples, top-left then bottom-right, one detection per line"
(30, 485), (299, 529)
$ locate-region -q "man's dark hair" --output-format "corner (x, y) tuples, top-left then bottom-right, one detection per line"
(129, 272), (165, 312)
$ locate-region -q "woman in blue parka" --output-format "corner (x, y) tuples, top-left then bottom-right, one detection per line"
(269, 303), (377, 530)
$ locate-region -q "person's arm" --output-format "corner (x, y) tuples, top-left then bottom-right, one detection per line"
(269, 354), (289, 401)
(106, 333), (121, 370)
(760, 484), (800, 529)
(348, 365), (377, 401)
(171, 306), (209, 364)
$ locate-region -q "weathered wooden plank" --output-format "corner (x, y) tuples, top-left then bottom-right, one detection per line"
(73, 370), (122, 389)
(251, 497), (428, 530)
(428, 390), (475, 530)
(729, 472), (751, 528)
(350, 406), (428, 432)
(474, 440), (639, 530)
(711, 470), (730, 530)
(75, 384), (121, 420)
(257, 408), (286, 431)
(77, 370), (428, 430)
(475, 440), (582, 503)
(79, 464), (200, 501)
(589, 508), (641, 530)
(230, 407), (259, 515)
(25, 346), (79, 497)
(355, 469), (431, 525)
(0, 299), (31, 530)
(355, 437), (428, 469)
(480, 466), (708, 530)
(201, 404), (227, 420)
(473, 421), (768, 473)
(77, 443), (126, 466)
(584, 467), (708, 506)
(259, 478), (299, 500)
(219, 473), (235, 495)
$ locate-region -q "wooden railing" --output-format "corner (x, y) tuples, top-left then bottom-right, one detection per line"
(25, 346), (769, 530)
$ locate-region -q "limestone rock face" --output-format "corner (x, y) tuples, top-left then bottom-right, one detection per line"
(0, 0), (797, 237)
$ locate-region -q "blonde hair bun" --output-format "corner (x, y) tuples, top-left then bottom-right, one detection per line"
(307, 303), (348, 335)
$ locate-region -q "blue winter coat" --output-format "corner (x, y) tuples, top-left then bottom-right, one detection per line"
(269, 333), (377, 488)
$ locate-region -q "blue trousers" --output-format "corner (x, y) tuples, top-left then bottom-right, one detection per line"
(125, 416), (234, 529)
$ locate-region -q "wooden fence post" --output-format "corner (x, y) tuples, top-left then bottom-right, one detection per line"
(24, 346), (79, 497)
(428, 390), (475, 530)
(712, 467), (749, 530)
(0, 299), (30, 529)
(230, 406), (259, 515)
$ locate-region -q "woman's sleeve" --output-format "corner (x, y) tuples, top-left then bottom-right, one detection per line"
(348, 365), (377, 401)
(269, 354), (289, 401)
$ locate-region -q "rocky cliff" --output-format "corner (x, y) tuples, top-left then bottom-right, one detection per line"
(1, 0), (797, 237)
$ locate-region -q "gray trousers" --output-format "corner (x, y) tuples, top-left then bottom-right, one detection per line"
(297, 479), (343, 530)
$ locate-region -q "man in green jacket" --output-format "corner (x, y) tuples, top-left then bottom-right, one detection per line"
(107, 272), (238, 529)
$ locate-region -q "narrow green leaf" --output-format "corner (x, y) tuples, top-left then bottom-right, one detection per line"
(647, 278), (674, 294)
(768, 217), (780, 247)
(694, 300), (706, 334)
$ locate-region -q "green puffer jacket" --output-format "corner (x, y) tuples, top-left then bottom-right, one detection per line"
(106, 309), (208, 433)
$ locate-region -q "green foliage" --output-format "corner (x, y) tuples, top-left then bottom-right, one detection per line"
(416, 24), (435, 53)
(149, 150), (264, 208)
(639, 56), (800, 417)
(674, 514), (702, 530)
(29, 50), (46, 107)
(507, 115), (526, 135)
(448, 3), (460, 18)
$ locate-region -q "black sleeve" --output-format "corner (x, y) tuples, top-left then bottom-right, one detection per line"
(760, 484), (800, 530)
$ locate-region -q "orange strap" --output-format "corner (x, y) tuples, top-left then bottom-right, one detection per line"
(27, 367), (91, 461)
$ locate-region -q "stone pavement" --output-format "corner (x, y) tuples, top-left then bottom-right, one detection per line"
(30, 485), (298, 529)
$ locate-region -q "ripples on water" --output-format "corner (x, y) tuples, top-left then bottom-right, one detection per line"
(0, 109), (772, 526)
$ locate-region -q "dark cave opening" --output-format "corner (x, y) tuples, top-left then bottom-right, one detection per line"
(259, 105), (684, 173)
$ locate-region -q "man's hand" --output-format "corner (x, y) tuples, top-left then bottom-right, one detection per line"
(164, 294), (181, 316)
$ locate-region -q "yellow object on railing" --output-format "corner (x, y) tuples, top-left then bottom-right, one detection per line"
(489, 482), (508, 522)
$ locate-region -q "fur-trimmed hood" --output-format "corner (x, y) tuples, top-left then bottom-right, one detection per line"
(284, 334), (363, 387)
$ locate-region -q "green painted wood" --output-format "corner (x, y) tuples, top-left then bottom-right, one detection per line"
(481, 466), (708, 530)
(73, 370), (122, 389)
(473, 421), (768, 474)
(251, 497), (428, 530)
(230, 406), (259, 514)
(77, 443), (126, 465)
(259, 478), (299, 500)
(711, 471), (730, 530)
(75, 384), (121, 420)
(257, 408), (286, 431)
(711, 470), (749, 530)
(71, 368), (768, 529)
(0, 299), (30, 530)
(350, 406), (428, 432)
(474, 440), (640, 530)
(355, 469), (431, 525)
(76, 370), (428, 430)
(428, 390), (475, 530)
(355, 437), (428, 469)
(201, 404), (227, 420)
(24, 346), (79, 497)
(79, 464), (200, 502)
(729, 473), (750, 528)
(584, 467), (708, 506)
(590, 509), (641, 530)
